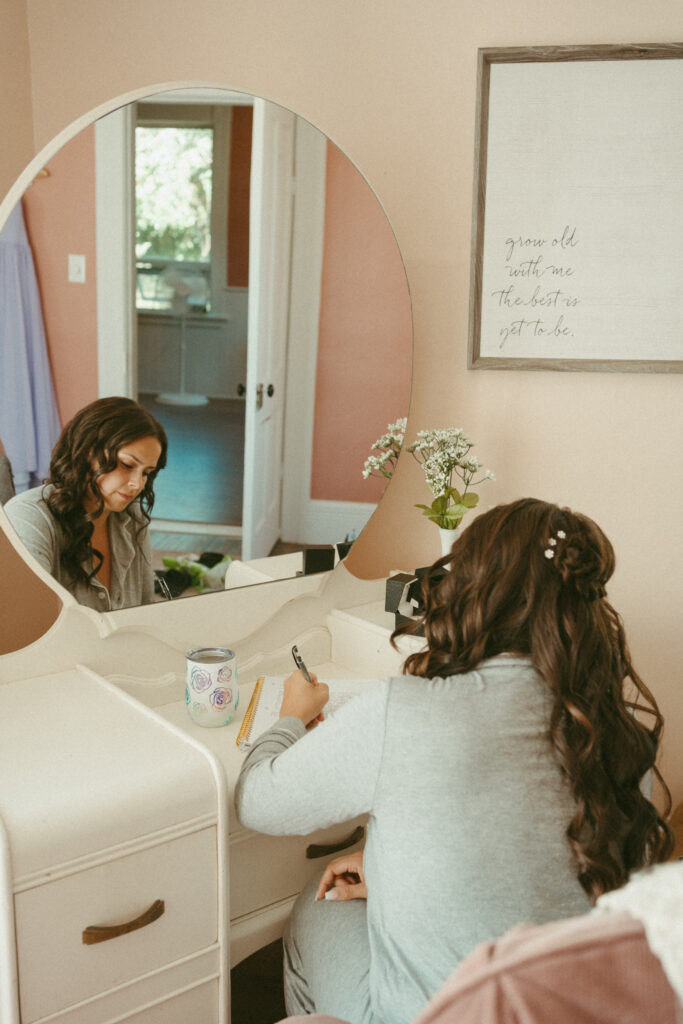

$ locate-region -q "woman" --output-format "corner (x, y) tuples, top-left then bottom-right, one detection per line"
(4, 396), (167, 610)
(235, 498), (673, 1024)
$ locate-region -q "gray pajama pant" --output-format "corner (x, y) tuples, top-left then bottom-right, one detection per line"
(283, 873), (375, 1024)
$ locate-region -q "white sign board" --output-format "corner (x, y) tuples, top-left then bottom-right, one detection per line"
(469, 46), (683, 372)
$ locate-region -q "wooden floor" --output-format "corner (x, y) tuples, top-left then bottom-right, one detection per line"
(149, 531), (241, 558)
(140, 393), (245, 525)
(140, 393), (310, 567)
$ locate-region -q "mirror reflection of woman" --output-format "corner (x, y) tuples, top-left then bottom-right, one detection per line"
(4, 397), (167, 610)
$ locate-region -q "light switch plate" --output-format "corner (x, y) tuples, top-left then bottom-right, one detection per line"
(68, 253), (86, 283)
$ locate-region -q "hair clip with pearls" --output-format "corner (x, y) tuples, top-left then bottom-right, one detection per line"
(544, 529), (566, 559)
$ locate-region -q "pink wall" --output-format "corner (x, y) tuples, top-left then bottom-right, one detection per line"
(311, 142), (412, 503)
(21, 124), (98, 426)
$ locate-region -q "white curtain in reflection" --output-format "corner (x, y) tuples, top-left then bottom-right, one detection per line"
(0, 202), (60, 492)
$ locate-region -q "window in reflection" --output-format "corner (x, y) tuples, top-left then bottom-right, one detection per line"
(135, 121), (214, 314)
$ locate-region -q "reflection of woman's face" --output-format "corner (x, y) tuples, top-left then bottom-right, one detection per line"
(93, 435), (162, 515)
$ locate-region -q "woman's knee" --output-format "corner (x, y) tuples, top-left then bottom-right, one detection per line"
(284, 869), (371, 1016)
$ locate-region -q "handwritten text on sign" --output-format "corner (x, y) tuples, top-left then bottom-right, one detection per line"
(490, 226), (580, 349)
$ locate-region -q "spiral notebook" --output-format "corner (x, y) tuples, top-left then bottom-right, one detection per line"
(236, 675), (365, 750)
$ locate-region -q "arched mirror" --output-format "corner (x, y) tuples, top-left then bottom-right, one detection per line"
(0, 86), (412, 609)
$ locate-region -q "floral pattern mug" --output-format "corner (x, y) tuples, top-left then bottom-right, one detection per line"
(186, 647), (239, 727)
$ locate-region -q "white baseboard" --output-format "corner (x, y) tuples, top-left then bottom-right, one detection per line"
(287, 499), (377, 546)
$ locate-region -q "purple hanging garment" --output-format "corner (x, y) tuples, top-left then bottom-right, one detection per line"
(0, 201), (61, 490)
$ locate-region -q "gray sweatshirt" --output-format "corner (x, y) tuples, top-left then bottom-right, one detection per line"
(235, 655), (591, 1024)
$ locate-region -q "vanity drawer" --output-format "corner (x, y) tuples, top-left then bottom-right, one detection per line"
(116, 978), (218, 1024)
(230, 818), (365, 920)
(15, 827), (218, 1023)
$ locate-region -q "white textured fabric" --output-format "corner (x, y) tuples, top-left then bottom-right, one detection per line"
(595, 861), (683, 1005)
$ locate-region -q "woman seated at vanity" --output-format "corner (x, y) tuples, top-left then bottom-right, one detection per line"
(4, 396), (167, 611)
(235, 498), (674, 1024)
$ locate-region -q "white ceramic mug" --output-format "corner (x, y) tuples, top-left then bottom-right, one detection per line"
(186, 647), (239, 727)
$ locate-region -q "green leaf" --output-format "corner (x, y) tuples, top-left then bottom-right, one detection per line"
(442, 504), (468, 524)
(462, 492), (479, 508)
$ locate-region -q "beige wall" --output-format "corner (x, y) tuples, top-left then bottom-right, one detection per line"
(1, 0), (682, 801)
(0, 0), (33, 196)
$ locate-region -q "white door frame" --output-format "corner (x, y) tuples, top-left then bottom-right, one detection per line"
(279, 119), (326, 541)
(95, 104), (136, 399)
(241, 99), (295, 559)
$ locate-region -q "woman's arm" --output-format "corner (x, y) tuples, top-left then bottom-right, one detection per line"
(234, 679), (390, 837)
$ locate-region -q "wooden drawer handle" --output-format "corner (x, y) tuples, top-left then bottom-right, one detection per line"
(306, 825), (365, 860)
(82, 899), (165, 945)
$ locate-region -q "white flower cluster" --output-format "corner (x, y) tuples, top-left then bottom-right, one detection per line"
(362, 417), (408, 480)
(407, 427), (494, 499)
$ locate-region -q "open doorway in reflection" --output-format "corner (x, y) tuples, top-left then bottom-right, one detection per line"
(140, 393), (244, 524)
(140, 392), (244, 564)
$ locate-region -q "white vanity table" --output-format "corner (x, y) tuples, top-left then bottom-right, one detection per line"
(0, 564), (422, 1024)
(0, 668), (225, 1024)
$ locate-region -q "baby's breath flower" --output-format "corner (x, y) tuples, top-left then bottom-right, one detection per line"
(362, 418), (407, 482)
(363, 421), (494, 529)
(406, 426), (494, 529)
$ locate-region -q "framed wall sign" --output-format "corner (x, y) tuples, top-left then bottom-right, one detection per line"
(469, 44), (683, 372)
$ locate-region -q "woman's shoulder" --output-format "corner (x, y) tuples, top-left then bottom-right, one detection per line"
(4, 484), (54, 520)
(393, 655), (540, 695)
(3, 485), (62, 566)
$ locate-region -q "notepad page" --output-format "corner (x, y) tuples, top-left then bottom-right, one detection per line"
(242, 676), (371, 750)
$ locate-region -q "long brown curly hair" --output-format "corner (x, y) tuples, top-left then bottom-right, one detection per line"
(394, 497), (673, 901)
(44, 397), (167, 589)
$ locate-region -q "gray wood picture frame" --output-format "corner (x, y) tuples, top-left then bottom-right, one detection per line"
(468, 43), (683, 372)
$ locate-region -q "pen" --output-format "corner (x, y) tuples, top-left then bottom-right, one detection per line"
(291, 644), (314, 685)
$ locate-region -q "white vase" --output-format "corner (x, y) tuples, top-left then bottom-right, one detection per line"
(438, 526), (457, 557)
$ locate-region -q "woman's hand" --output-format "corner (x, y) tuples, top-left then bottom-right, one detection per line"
(279, 669), (329, 727)
(316, 849), (367, 902)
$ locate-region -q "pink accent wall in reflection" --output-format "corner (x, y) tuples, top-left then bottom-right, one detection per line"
(22, 124), (98, 427)
(311, 142), (411, 504)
